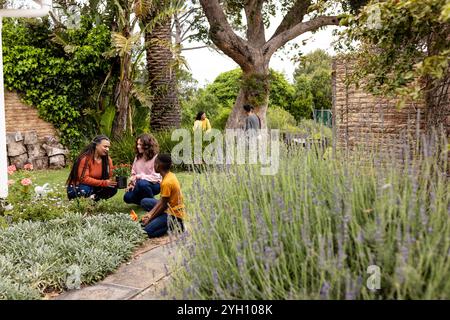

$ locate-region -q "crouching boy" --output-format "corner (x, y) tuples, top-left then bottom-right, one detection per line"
(140, 154), (185, 237)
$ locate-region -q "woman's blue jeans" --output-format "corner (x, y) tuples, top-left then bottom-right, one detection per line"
(124, 179), (160, 207)
(67, 184), (117, 201)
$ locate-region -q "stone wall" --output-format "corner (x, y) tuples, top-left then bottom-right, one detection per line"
(332, 57), (449, 157)
(6, 131), (68, 169)
(4, 91), (68, 169)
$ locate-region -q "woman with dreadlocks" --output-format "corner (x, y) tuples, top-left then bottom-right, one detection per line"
(66, 135), (118, 201)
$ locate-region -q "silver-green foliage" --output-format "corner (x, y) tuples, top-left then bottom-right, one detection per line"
(0, 213), (146, 300)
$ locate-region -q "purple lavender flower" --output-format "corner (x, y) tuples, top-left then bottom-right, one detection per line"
(236, 255), (244, 272)
(345, 277), (357, 300)
(318, 236), (326, 268)
(356, 230), (364, 244)
(320, 281), (331, 300)
(212, 269), (219, 289)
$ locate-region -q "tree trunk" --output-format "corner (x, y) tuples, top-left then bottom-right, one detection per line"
(146, 4), (181, 131)
(111, 52), (132, 139)
(226, 62), (270, 129)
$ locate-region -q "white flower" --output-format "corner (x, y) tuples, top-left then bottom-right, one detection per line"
(4, 204), (13, 211)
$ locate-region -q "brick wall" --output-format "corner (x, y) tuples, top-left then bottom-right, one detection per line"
(332, 57), (449, 157)
(5, 91), (56, 139)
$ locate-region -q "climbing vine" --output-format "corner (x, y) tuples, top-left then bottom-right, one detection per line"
(2, 16), (112, 151)
(338, 0), (450, 107)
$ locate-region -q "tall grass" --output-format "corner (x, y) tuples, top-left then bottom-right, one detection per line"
(169, 134), (449, 299)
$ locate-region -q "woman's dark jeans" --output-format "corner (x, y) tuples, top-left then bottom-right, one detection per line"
(67, 184), (117, 201)
(124, 179), (160, 207)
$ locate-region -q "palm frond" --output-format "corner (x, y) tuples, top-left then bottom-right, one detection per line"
(134, 0), (154, 19)
(141, 6), (179, 34)
(111, 32), (141, 57)
(131, 83), (153, 107)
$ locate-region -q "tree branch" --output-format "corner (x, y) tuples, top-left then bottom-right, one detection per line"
(270, 0), (311, 41)
(264, 15), (340, 58)
(244, 0), (265, 46)
(199, 0), (252, 70)
(181, 45), (210, 51)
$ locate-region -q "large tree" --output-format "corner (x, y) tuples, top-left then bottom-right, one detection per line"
(197, 0), (361, 129)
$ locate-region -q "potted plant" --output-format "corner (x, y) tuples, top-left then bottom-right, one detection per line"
(112, 164), (131, 189)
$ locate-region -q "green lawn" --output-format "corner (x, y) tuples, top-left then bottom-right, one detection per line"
(31, 168), (195, 216)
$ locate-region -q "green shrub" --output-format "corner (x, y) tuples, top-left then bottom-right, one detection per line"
(0, 213), (146, 299)
(170, 136), (450, 299)
(109, 133), (136, 166)
(3, 18), (113, 150)
(212, 108), (232, 130)
(267, 106), (297, 129)
(297, 119), (332, 140)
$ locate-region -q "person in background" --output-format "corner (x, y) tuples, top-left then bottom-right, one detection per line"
(66, 135), (117, 201)
(124, 133), (162, 209)
(140, 154), (186, 238)
(193, 111), (212, 133)
(243, 104), (261, 131)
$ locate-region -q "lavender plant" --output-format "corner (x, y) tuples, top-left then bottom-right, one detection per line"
(169, 132), (449, 299)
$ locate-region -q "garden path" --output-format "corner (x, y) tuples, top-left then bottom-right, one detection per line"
(53, 236), (173, 300)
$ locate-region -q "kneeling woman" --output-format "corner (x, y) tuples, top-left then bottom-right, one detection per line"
(123, 133), (162, 209)
(66, 135), (117, 200)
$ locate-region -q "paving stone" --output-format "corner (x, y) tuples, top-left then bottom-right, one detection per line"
(56, 284), (139, 300)
(131, 276), (171, 300)
(102, 246), (170, 289)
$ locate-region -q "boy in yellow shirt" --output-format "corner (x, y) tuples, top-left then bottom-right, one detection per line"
(141, 154), (186, 237)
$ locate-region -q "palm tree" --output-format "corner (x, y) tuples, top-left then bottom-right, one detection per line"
(143, 0), (181, 130)
(109, 0), (175, 138)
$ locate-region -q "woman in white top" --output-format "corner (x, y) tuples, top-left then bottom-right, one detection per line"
(123, 134), (162, 209)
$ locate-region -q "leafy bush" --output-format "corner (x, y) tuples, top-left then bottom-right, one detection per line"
(0, 213), (146, 299)
(267, 106), (297, 129)
(170, 136), (450, 299)
(3, 17), (113, 150)
(280, 119), (332, 141)
(182, 68), (309, 128)
(109, 133), (136, 165)
(297, 119), (332, 140)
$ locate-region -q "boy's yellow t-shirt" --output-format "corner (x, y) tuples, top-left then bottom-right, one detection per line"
(160, 171), (186, 219)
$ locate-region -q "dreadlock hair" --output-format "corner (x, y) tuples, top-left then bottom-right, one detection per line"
(135, 133), (159, 161)
(66, 135), (110, 185)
